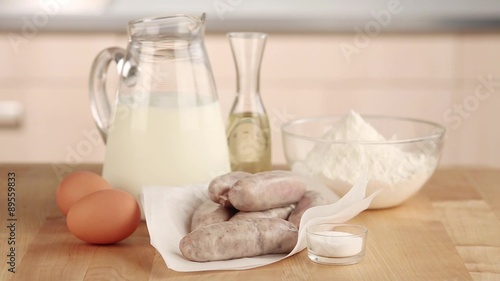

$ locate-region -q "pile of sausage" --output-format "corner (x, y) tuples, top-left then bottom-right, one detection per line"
(179, 170), (328, 262)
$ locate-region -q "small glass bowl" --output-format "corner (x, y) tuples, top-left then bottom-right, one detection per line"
(306, 223), (368, 265)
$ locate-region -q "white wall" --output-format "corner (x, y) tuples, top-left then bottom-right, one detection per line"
(1, 32), (499, 168)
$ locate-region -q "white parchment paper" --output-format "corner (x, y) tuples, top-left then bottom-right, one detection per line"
(142, 175), (378, 272)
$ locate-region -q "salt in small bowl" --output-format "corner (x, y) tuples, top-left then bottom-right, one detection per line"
(306, 223), (368, 265)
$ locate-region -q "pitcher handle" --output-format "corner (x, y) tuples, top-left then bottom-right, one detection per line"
(89, 47), (126, 143)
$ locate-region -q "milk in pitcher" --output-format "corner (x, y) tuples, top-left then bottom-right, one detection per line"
(102, 95), (230, 200)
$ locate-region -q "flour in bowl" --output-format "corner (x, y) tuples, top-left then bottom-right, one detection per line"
(292, 111), (438, 209)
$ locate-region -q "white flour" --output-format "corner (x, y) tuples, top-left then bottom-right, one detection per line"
(293, 111), (437, 209)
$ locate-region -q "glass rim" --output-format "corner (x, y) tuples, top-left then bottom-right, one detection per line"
(282, 114), (446, 145)
(306, 223), (368, 238)
(128, 13), (206, 27)
(227, 32), (268, 39)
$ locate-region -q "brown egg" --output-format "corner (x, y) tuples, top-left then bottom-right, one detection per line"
(66, 189), (141, 244)
(56, 171), (112, 216)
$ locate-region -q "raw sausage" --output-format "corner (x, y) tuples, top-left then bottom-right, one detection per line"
(230, 204), (294, 221)
(190, 200), (236, 232)
(179, 218), (298, 262)
(287, 190), (327, 228)
(228, 170), (307, 211)
(208, 171), (250, 207)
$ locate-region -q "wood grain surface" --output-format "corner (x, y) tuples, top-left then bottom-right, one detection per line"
(0, 164), (498, 281)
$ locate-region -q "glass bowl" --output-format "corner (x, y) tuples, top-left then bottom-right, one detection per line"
(307, 223), (368, 265)
(281, 115), (445, 209)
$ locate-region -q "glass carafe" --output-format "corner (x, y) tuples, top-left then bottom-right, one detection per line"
(226, 32), (271, 173)
(89, 14), (230, 212)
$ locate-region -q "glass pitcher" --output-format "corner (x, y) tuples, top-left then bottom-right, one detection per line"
(89, 14), (230, 206)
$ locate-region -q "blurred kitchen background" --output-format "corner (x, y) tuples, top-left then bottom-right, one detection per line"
(1, 0), (500, 167)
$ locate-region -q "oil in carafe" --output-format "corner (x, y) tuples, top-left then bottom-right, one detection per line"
(227, 111), (271, 173)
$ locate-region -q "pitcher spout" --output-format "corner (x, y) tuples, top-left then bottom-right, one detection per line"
(128, 13), (206, 40)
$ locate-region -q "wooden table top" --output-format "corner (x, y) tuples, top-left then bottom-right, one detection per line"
(0, 164), (499, 281)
